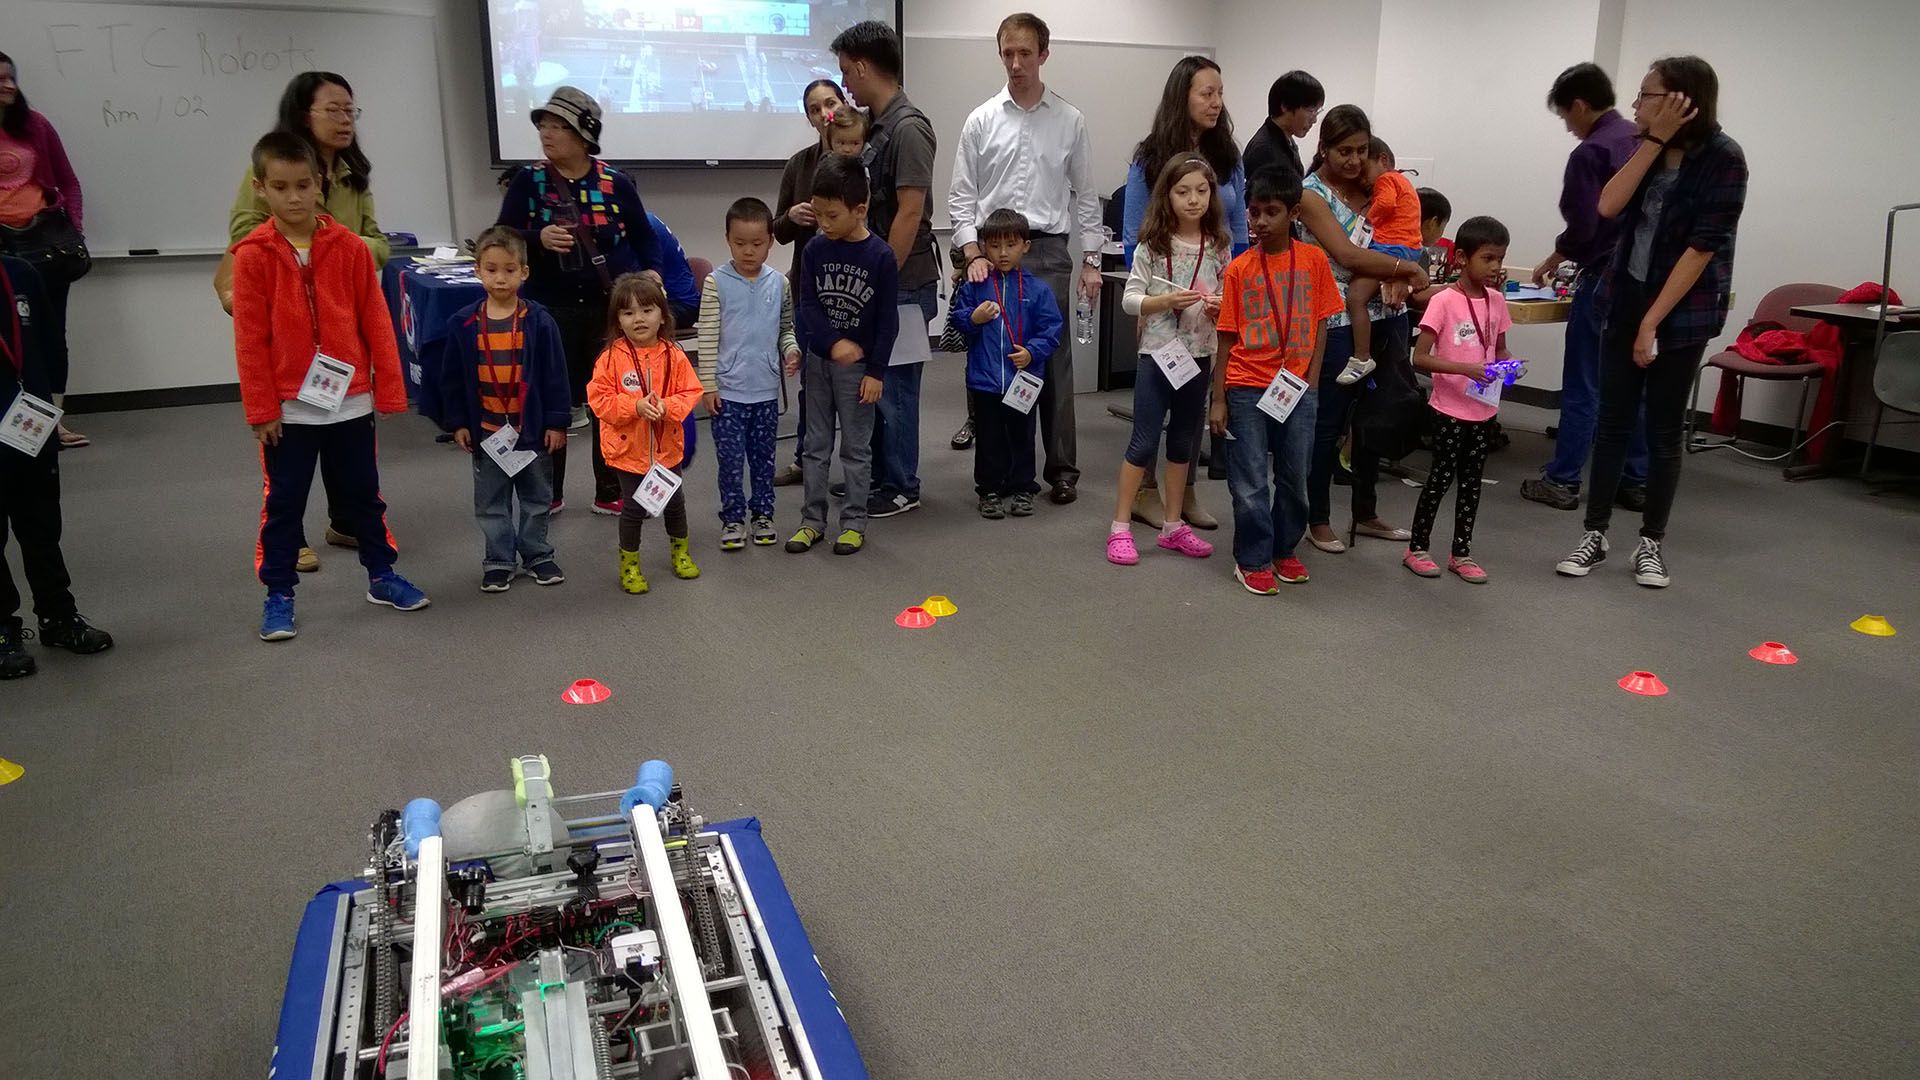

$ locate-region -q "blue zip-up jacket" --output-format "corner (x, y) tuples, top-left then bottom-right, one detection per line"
(949, 268), (1064, 395)
(646, 211), (701, 313)
(437, 297), (572, 452)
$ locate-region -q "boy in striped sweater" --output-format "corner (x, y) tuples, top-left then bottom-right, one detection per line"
(697, 198), (801, 550)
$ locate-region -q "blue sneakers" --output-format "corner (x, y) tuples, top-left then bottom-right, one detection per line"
(366, 572), (431, 611)
(260, 592), (297, 642)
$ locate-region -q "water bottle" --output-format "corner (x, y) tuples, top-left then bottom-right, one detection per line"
(1074, 294), (1096, 346)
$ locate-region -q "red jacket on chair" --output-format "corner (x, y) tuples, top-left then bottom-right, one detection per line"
(1710, 320), (1844, 459)
(231, 214), (407, 425)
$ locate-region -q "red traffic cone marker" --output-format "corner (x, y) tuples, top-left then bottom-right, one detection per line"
(561, 678), (612, 705)
(1618, 671), (1669, 696)
(895, 606), (936, 629)
(1748, 641), (1798, 665)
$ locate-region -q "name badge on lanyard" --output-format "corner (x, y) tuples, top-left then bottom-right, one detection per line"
(633, 463), (683, 516)
(0, 273), (58, 456)
(1257, 368), (1311, 423)
(1002, 369), (1043, 413)
(481, 423), (538, 477)
(1149, 339), (1202, 389)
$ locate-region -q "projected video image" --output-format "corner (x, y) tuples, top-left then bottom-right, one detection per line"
(489, 0), (897, 164)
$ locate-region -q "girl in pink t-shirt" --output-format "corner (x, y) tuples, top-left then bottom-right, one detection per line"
(1406, 216), (1520, 583)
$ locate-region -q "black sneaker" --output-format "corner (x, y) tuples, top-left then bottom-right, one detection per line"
(978, 494), (1005, 519)
(1632, 538), (1670, 588)
(481, 569), (514, 593)
(950, 420), (975, 450)
(37, 613), (113, 655)
(868, 492), (919, 518)
(0, 620), (35, 679)
(1555, 530), (1609, 577)
(1520, 477), (1580, 510)
(830, 481), (848, 499)
(527, 561), (566, 586)
(1616, 485), (1649, 513)
(1009, 492), (1035, 517)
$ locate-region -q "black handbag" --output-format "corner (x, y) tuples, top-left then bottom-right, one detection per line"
(0, 207), (92, 284)
(1350, 349), (1428, 463)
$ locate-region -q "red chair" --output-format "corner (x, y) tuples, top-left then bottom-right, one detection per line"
(1685, 281), (1843, 473)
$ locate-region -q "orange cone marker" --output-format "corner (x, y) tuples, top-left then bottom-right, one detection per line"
(895, 606), (936, 629)
(1748, 642), (1798, 665)
(561, 678), (612, 705)
(1617, 671), (1669, 696)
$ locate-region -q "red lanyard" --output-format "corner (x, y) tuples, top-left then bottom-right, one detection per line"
(1167, 245), (1204, 292)
(991, 271), (1024, 348)
(281, 233), (323, 348)
(481, 306), (525, 415)
(1261, 246), (1298, 354)
(0, 270), (22, 376)
(1460, 287), (1495, 361)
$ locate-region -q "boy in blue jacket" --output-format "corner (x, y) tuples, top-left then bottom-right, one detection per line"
(439, 226), (572, 592)
(948, 209), (1063, 519)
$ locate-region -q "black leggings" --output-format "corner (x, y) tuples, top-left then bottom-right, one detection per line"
(1585, 276), (1706, 542)
(1410, 410), (1494, 557)
(616, 468), (688, 550)
(546, 295), (620, 504)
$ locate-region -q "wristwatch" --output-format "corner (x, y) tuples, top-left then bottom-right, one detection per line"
(1082, 253), (1101, 268)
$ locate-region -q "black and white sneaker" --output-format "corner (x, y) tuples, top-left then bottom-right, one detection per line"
(1632, 538), (1670, 588)
(1555, 530), (1609, 577)
(868, 493), (919, 518)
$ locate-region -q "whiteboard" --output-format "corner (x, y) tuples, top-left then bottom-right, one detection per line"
(903, 34), (1214, 231)
(0, 1), (455, 254)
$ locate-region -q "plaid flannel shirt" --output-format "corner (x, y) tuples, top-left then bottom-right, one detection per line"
(1598, 128), (1748, 347)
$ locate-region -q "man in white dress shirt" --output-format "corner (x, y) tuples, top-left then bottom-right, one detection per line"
(946, 12), (1104, 504)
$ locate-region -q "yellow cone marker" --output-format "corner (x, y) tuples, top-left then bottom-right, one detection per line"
(0, 758), (22, 786)
(922, 595), (958, 618)
(1850, 614), (1897, 637)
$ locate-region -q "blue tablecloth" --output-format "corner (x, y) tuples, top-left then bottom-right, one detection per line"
(382, 258), (484, 427)
(381, 259), (699, 464)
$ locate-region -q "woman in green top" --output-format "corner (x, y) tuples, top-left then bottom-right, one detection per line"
(228, 71), (388, 264)
(225, 71), (387, 573)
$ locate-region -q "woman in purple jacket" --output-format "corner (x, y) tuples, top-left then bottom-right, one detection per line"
(0, 53), (88, 448)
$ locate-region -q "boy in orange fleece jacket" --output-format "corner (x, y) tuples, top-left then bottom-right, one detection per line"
(231, 131), (428, 642)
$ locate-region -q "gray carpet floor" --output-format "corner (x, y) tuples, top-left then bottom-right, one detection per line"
(3, 376), (1918, 1078)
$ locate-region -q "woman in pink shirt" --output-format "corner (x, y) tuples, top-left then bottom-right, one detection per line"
(0, 52), (88, 448)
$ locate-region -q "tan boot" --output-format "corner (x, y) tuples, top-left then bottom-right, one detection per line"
(1131, 486), (1166, 529)
(1181, 485), (1219, 530)
(295, 547), (320, 573)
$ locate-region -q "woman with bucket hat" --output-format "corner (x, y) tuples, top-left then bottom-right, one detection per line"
(497, 86), (665, 514)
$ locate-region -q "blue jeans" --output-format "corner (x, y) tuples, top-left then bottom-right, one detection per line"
(1308, 316), (1408, 525)
(870, 282), (938, 500)
(474, 450), (554, 572)
(1225, 386), (1318, 569)
(712, 398), (779, 522)
(1546, 270), (1647, 489)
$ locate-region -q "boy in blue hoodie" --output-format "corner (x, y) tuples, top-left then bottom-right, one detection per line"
(698, 198), (802, 550)
(439, 226), (572, 592)
(949, 209), (1063, 519)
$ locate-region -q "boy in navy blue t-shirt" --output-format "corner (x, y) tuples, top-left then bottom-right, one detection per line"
(787, 155), (898, 556)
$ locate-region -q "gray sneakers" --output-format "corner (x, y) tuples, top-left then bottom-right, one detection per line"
(719, 521), (747, 550)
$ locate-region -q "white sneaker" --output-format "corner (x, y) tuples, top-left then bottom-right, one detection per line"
(1632, 538), (1670, 588)
(1555, 530), (1609, 576)
(1334, 356), (1377, 386)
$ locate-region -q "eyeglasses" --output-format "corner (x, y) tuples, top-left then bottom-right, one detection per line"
(311, 105), (363, 121)
(1632, 92), (1669, 106)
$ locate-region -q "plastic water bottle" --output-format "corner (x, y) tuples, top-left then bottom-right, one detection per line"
(1074, 294), (1096, 346)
